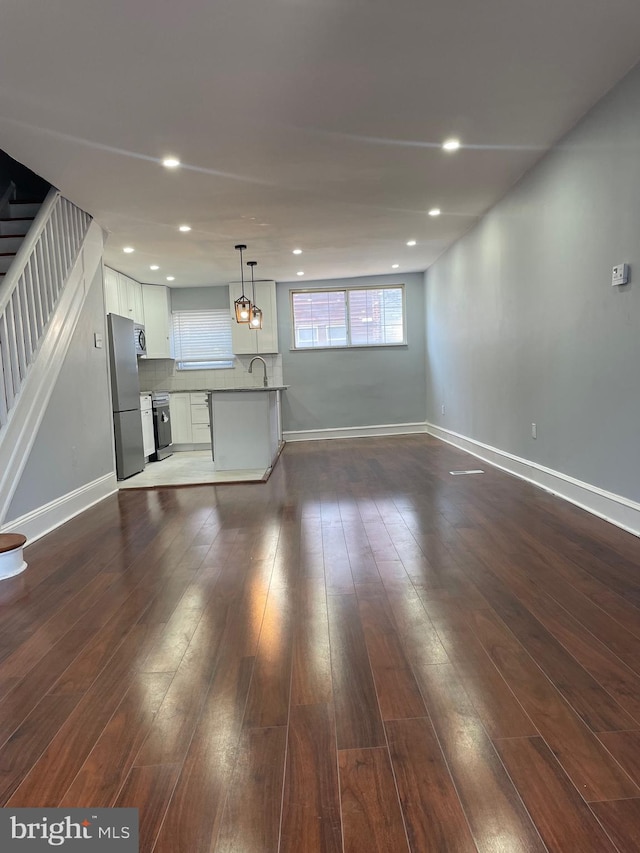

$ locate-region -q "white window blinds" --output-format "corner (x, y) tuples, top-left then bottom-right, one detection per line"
(172, 310), (234, 369)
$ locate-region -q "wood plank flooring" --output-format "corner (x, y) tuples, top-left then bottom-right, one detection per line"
(2, 435), (640, 850)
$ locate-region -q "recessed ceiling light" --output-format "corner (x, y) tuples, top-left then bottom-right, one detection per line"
(150, 264), (160, 270)
(162, 157), (181, 168)
(292, 249), (302, 255)
(406, 240), (417, 247)
(442, 138), (461, 152)
(123, 246), (134, 253)
(296, 271), (305, 276)
(166, 276), (175, 281)
(392, 264), (399, 269)
(178, 224), (191, 232)
(429, 208), (441, 217)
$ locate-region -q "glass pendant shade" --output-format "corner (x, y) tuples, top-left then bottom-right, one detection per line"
(247, 260), (263, 331)
(234, 294), (252, 323)
(234, 243), (251, 323)
(250, 306), (263, 329)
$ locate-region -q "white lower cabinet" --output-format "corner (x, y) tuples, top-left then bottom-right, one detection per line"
(169, 392), (211, 448)
(169, 393), (192, 445)
(209, 389), (280, 471)
(190, 392), (211, 446)
(140, 395), (155, 459)
(192, 423), (211, 444)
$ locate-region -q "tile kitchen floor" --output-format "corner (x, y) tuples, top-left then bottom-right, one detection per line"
(118, 450), (268, 489)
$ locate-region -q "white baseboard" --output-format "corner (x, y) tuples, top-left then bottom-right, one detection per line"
(426, 423), (640, 538)
(0, 472), (118, 545)
(283, 422), (429, 443)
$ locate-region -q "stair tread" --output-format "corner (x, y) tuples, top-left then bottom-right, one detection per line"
(0, 233), (28, 238)
(0, 217), (35, 223)
(0, 252), (17, 257)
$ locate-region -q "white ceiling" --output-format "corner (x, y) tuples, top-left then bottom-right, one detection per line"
(1, 0), (640, 287)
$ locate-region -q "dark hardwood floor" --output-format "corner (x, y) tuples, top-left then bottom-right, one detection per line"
(2, 434), (640, 851)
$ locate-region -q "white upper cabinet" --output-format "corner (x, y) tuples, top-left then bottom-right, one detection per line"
(117, 274), (130, 318)
(103, 267), (145, 325)
(131, 280), (145, 324)
(120, 274), (144, 324)
(103, 266), (120, 315)
(229, 280), (278, 354)
(142, 284), (174, 359)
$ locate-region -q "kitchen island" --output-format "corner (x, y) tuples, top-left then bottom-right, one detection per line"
(208, 386), (287, 473)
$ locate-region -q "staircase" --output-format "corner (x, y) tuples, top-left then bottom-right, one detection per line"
(0, 199), (44, 280)
(0, 184), (104, 525)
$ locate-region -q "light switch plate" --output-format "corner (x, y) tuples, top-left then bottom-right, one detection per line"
(612, 263), (629, 286)
(94, 332), (104, 349)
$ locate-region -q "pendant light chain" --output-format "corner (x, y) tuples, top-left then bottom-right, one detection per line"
(233, 243), (265, 328)
(233, 244), (252, 323)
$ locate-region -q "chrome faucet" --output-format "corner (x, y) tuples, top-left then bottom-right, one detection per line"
(248, 356), (269, 387)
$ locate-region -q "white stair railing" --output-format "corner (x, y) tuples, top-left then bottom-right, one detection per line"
(0, 189), (92, 430)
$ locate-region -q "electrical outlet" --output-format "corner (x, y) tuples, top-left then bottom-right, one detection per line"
(441, 404), (446, 415)
(531, 422), (537, 439)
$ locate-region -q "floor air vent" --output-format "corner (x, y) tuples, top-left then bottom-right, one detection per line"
(450, 469), (484, 475)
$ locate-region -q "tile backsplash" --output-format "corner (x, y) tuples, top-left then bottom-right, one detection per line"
(137, 354), (283, 392)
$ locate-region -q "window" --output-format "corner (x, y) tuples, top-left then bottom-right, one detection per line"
(291, 285), (405, 349)
(172, 309), (234, 369)
(295, 327), (319, 347)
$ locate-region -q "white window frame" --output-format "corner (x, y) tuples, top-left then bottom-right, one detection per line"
(172, 309), (235, 370)
(290, 284), (406, 350)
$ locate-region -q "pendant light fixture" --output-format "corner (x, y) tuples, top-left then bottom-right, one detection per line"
(233, 244), (252, 323)
(247, 260), (263, 330)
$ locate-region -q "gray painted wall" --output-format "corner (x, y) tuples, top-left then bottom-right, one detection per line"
(170, 286), (228, 311)
(277, 272), (426, 432)
(425, 61), (640, 502)
(6, 265), (115, 520)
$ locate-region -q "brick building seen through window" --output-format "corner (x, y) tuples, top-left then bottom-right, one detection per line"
(291, 286), (404, 349)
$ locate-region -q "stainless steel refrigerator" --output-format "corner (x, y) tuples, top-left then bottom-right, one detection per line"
(107, 314), (145, 479)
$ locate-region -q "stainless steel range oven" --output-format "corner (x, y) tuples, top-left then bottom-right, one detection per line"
(151, 391), (173, 461)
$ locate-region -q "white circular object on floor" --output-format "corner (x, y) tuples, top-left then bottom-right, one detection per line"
(0, 534), (28, 580)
